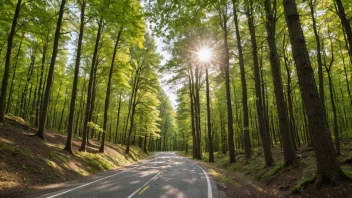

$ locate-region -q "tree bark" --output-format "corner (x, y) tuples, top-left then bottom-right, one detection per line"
(283, 0), (343, 188)
(264, 0), (296, 165)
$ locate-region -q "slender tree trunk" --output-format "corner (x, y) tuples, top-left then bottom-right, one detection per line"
(163, 118), (168, 151)
(0, 0), (22, 123)
(245, 0), (272, 166)
(52, 81), (62, 129)
(324, 33), (340, 156)
(264, 0), (296, 165)
(335, 0), (352, 60)
(283, 0), (343, 188)
(188, 70), (197, 158)
(79, 17), (103, 151)
(308, 0), (325, 109)
(232, 0), (250, 159)
(283, 35), (300, 148)
(37, 0), (66, 139)
(194, 63), (202, 159)
(58, 88), (68, 132)
(222, 11), (236, 163)
(100, 26), (122, 153)
(65, 0), (85, 154)
(339, 43), (352, 105)
(75, 81), (86, 135)
(115, 92), (122, 144)
(126, 70), (140, 153)
(205, 66), (214, 162)
(35, 41), (48, 127)
(20, 49), (36, 119)
(6, 34), (24, 114)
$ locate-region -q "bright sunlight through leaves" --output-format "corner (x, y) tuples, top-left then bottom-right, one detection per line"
(197, 48), (212, 62)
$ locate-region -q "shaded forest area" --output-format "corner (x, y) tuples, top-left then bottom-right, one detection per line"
(1, 0), (352, 196)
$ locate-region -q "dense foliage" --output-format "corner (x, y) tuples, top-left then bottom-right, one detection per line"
(1, 0), (352, 189)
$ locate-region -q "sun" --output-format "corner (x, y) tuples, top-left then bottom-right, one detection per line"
(197, 47), (212, 62)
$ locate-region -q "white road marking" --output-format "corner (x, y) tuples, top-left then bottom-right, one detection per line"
(46, 157), (159, 198)
(185, 158), (213, 198)
(127, 157), (172, 198)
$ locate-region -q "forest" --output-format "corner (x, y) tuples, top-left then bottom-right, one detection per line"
(0, 0), (352, 195)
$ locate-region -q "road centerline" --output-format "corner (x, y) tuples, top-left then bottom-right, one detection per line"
(127, 157), (172, 198)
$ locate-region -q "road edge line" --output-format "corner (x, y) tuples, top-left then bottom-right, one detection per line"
(185, 158), (213, 198)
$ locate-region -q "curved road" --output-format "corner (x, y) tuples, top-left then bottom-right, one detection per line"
(33, 152), (221, 198)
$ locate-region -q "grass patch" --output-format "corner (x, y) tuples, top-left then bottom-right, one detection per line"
(77, 152), (113, 172)
(261, 165), (284, 180)
(0, 142), (31, 156)
(289, 174), (316, 194)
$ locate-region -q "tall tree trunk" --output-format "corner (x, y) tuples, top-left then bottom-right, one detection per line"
(35, 40), (48, 127)
(283, 0), (343, 188)
(323, 33), (340, 156)
(37, 0), (66, 139)
(245, 0), (273, 167)
(188, 69), (197, 158)
(205, 66), (214, 162)
(79, 17), (103, 151)
(264, 0), (296, 165)
(0, 0), (22, 123)
(65, 0), (85, 154)
(100, 26), (123, 153)
(232, 0), (250, 159)
(222, 10), (236, 163)
(308, 0), (325, 109)
(194, 63), (202, 159)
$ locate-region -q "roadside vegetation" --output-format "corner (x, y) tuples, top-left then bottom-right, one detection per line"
(180, 140), (352, 197)
(0, 119), (148, 196)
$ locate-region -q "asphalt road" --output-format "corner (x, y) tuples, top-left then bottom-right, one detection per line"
(33, 152), (220, 198)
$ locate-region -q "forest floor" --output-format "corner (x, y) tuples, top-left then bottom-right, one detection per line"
(180, 140), (352, 198)
(0, 120), (149, 197)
